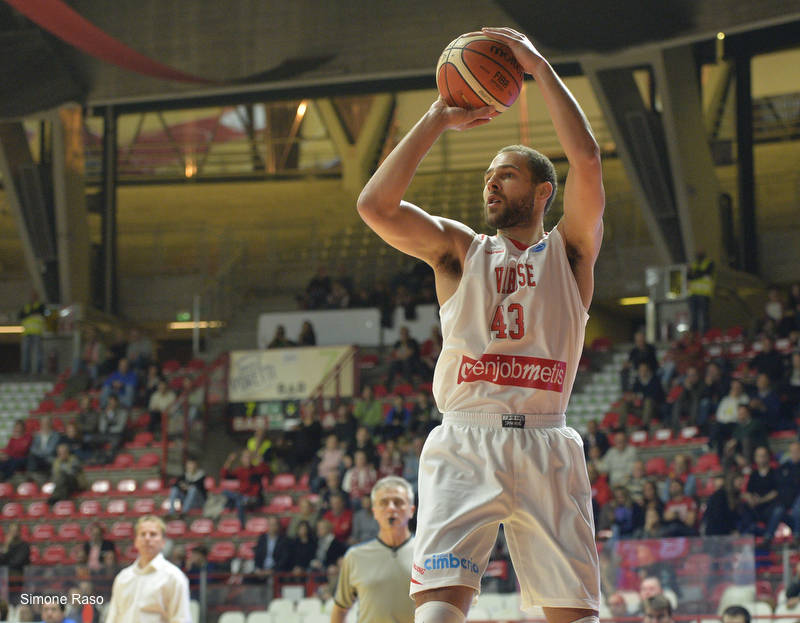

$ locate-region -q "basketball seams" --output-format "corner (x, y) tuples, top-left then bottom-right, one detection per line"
(449, 42), (524, 93)
(447, 55), (505, 112)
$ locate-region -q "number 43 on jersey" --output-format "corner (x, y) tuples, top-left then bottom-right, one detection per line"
(490, 303), (525, 339)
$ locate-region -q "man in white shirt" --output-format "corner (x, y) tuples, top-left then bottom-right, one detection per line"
(597, 430), (638, 486)
(106, 515), (191, 623)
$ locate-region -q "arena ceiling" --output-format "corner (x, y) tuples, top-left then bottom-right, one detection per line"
(1, 0), (800, 118)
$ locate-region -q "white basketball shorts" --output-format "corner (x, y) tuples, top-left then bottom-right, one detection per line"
(410, 411), (600, 612)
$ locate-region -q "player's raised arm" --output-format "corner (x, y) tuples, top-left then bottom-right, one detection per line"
(356, 98), (493, 267)
(481, 27), (605, 304)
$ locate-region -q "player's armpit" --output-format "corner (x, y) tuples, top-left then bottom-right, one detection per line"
(357, 199), (474, 268)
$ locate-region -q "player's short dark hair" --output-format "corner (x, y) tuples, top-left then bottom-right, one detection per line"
(722, 605), (751, 623)
(497, 145), (558, 214)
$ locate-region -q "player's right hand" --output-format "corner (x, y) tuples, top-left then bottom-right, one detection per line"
(429, 97), (496, 131)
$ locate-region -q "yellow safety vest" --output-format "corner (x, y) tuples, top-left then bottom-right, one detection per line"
(688, 258), (715, 297)
(20, 303), (46, 335)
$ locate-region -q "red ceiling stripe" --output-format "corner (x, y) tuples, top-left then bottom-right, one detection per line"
(4, 0), (215, 84)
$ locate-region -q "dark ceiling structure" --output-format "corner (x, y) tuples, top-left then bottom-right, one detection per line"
(1, 0), (799, 117)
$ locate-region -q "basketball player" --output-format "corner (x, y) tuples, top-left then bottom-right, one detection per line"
(356, 27), (604, 623)
(331, 476), (416, 623)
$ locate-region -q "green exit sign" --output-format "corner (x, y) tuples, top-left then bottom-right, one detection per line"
(176, 311), (191, 322)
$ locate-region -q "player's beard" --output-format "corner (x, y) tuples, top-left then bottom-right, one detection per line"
(485, 193), (535, 229)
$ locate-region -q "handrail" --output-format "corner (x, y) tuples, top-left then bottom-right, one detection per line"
(307, 345), (358, 411)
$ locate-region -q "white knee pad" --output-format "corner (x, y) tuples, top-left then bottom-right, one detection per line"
(414, 601), (466, 623)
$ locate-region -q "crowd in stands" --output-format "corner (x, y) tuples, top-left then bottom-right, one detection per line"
(3, 282), (800, 621)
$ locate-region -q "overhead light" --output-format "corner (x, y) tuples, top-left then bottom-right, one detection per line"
(716, 32), (725, 40)
(618, 296), (649, 306)
(168, 321), (223, 330)
(296, 101), (308, 118)
(0, 325), (24, 333)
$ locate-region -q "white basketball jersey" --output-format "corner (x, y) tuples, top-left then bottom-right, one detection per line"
(432, 227), (588, 415)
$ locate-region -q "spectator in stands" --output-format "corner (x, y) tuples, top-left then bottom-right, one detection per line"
(327, 280), (351, 308)
(254, 515), (293, 579)
(83, 523), (115, 573)
(748, 373), (784, 431)
(125, 327), (154, 372)
(641, 479), (664, 517)
(346, 425), (378, 467)
(386, 327), (422, 388)
(315, 433), (345, 491)
(588, 463), (612, 515)
(289, 519), (317, 574)
(289, 401), (322, 471)
(319, 470), (349, 512)
(19, 290), (46, 375)
(167, 458), (206, 517)
(731, 404), (769, 464)
(73, 325), (106, 383)
(323, 492), (354, 542)
(268, 325), (294, 348)
(382, 395), (411, 440)
(305, 266), (332, 309)
(353, 386), (384, 431)
(627, 361), (666, 429)
(661, 478), (699, 537)
(49, 442), (87, 504)
(297, 320), (317, 346)
(419, 325), (443, 379)
(401, 435), (425, 493)
(765, 286), (785, 323)
(15, 604), (35, 622)
(333, 403), (358, 444)
(0, 523), (30, 585)
(100, 357), (137, 408)
(643, 594), (674, 623)
(702, 472), (743, 536)
(182, 377), (205, 424)
(750, 337), (785, 384)
(784, 560), (800, 608)
(698, 361), (726, 431)
(598, 485), (643, 539)
(186, 545), (215, 599)
(409, 392), (440, 436)
(741, 445), (779, 538)
(607, 593), (628, 619)
(668, 366), (703, 433)
(377, 438), (403, 478)
(26, 416), (61, 475)
(0, 419), (32, 481)
(350, 493), (379, 544)
(764, 441), (800, 546)
(598, 430), (639, 486)
(582, 418), (609, 460)
(624, 459), (648, 502)
(637, 506), (666, 539)
(343, 449), (378, 504)
(288, 497), (320, 538)
(221, 449), (268, 528)
(621, 330), (659, 392)
(140, 364), (162, 406)
(784, 351), (800, 404)
(711, 379), (749, 455)
(309, 518), (347, 571)
(147, 379), (176, 437)
(722, 605), (751, 623)
(665, 454), (697, 499)
(96, 394), (128, 463)
(687, 249), (715, 335)
(40, 600), (76, 623)
(246, 420), (272, 465)
(75, 394), (99, 440)
(62, 421), (91, 462)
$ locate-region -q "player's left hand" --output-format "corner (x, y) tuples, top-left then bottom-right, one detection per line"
(476, 27), (546, 75)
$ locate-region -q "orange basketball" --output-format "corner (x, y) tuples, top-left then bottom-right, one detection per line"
(436, 35), (525, 113)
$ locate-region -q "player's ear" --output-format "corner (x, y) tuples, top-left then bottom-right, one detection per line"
(536, 181), (553, 202)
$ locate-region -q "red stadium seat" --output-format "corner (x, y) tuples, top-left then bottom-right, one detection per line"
(601, 412), (620, 429)
(112, 454), (135, 469)
(590, 336), (612, 352)
(2, 502), (23, 518)
(629, 430), (648, 446)
(107, 499), (128, 515)
(645, 456), (668, 476)
(117, 478), (137, 493)
(41, 482), (55, 496)
(162, 360), (181, 374)
(270, 473), (296, 491)
(57, 398), (80, 413)
(133, 498), (156, 514)
(91, 479), (111, 495)
(122, 544), (138, 562)
(169, 377), (185, 391)
(16, 481), (39, 498)
(237, 541), (256, 560)
(27, 501), (49, 518)
(217, 517), (241, 536)
(137, 452), (160, 468)
(29, 523), (56, 542)
(129, 431), (154, 447)
(28, 545), (41, 564)
(372, 384), (388, 398)
(189, 518), (214, 536)
(220, 479), (240, 492)
(244, 517), (269, 536)
(110, 521), (134, 540)
(187, 358), (206, 371)
(652, 429), (673, 444)
(297, 473), (310, 490)
(0, 482), (13, 498)
(265, 494), (294, 513)
(57, 522), (82, 540)
(208, 541), (236, 563)
(695, 452), (721, 474)
(79, 500), (102, 516)
(52, 500), (76, 517)
(165, 520), (187, 538)
(33, 399), (56, 414)
(41, 544), (67, 564)
(142, 478), (164, 493)
(393, 383), (414, 397)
